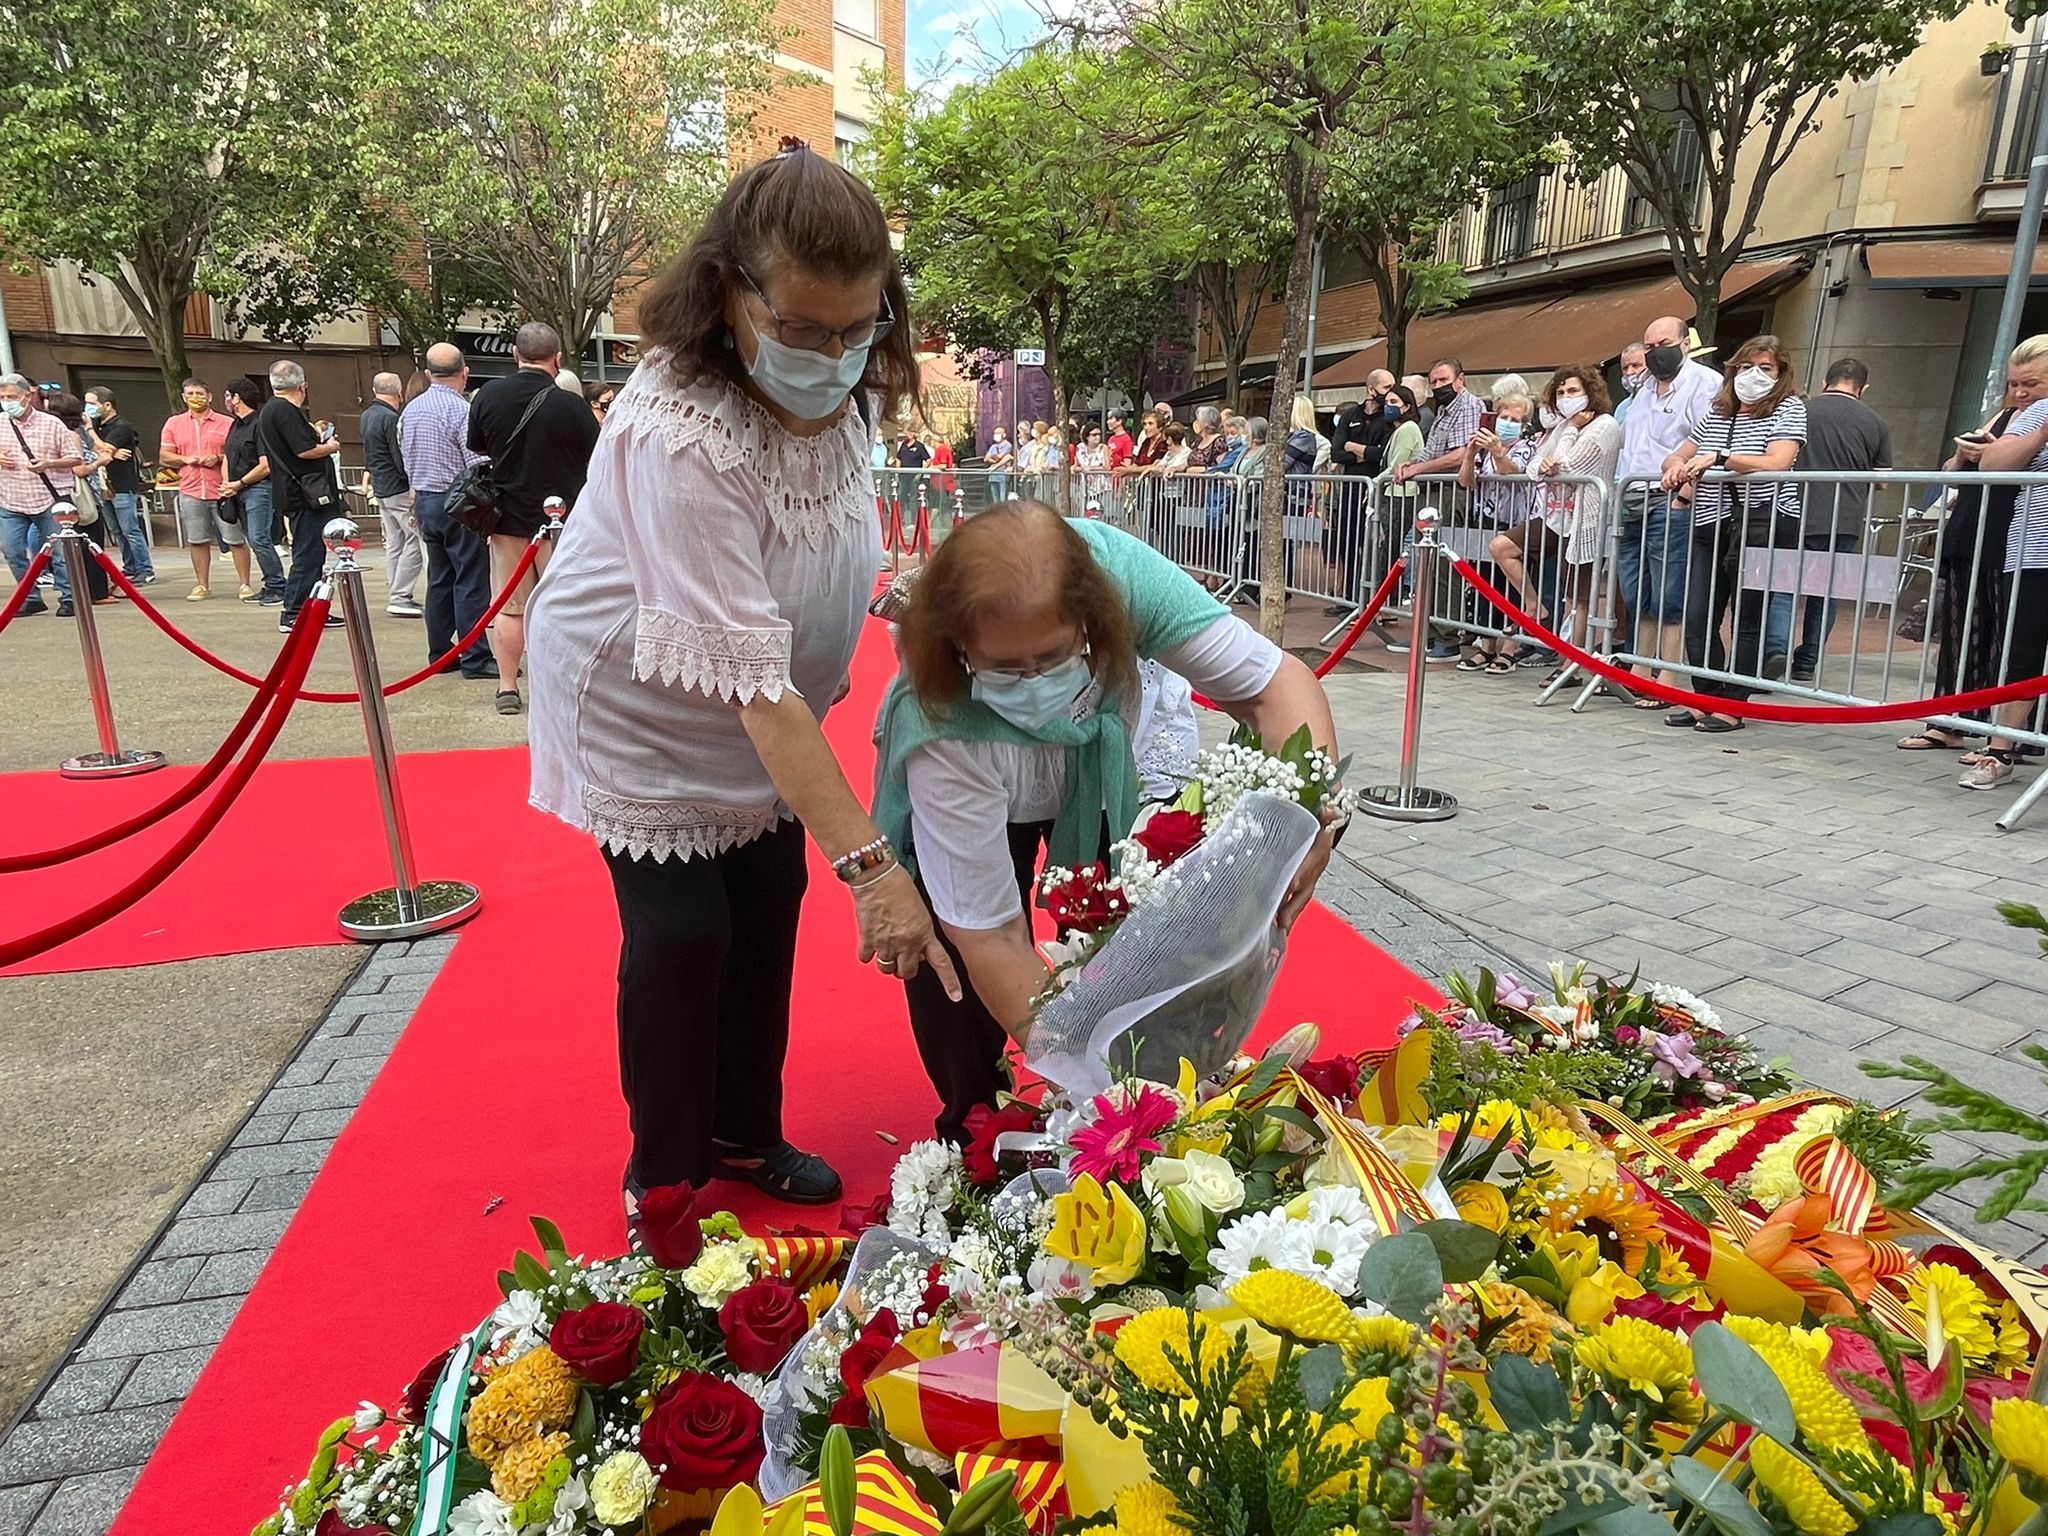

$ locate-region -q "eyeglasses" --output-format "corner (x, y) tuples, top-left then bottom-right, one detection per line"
(966, 633), (1090, 681)
(739, 267), (894, 354)
(596, 395), (615, 410)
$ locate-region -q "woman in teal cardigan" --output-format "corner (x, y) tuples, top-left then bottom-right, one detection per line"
(872, 500), (1343, 1141)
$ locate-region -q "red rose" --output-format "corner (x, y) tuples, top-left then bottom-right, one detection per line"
(635, 1183), (703, 1270)
(840, 1191), (892, 1235)
(1296, 1054), (1361, 1105)
(828, 1391), (871, 1427)
(315, 1513), (391, 1536)
(962, 1101), (1041, 1184)
(718, 1278), (810, 1374)
(549, 1301), (645, 1387)
(399, 1347), (454, 1423)
(1132, 809), (1205, 867)
(640, 1371), (765, 1492)
(838, 1309), (901, 1398)
(1043, 864), (1123, 934)
(920, 1264), (949, 1323)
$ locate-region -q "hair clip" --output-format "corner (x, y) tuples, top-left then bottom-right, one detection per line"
(775, 135), (810, 157)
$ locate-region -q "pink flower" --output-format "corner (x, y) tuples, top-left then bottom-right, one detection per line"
(1641, 1028), (1707, 1085)
(1068, 1086), (1179, 1185)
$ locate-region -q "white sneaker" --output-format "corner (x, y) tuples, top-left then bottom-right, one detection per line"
(186, 585), (211, 602)
(387, 599), (425, 617)
(238, 583), (257, 601)
(1959, 755), (2015, 790)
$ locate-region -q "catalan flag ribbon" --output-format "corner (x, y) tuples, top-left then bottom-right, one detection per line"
(864, 1343), (1068, 1457)
(762, 1451), (943, 1536)
(1789, 1134), (1877, 1236)
(1288, 1073), (1438, 1234)
(752, 1233), (849, 1292)
(956, 1442), (1067, 1534)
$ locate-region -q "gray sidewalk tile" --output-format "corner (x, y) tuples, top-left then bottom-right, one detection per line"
(111, 1259), (202, 1312)
(185, 1249), (272, 1301)
(148, 1210), (293, 1260)
(25, 1469), (140, 1536)
(30, 1364), (132, 1422)
(73, 1297), (244, 1362)
(1831, 980), (2032, 1054)
(0, 1486), (50, 1536)
(1804, 937), (1998, 1002)
(0, 1408), (178, 1485)
(109, 1348), (215, 1410)
(1709, 980), (1897, 1048)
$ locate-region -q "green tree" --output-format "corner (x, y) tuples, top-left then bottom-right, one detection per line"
(347, 0), (780, 365)
(1076, 0), (1531, 637)
(871, 43), (1164, 505)
(1061, 277), (1186, 429)
(1542, 0), (1969, 339)
(0, 0), (365, 409)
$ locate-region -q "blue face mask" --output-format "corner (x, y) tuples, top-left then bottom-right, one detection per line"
(741, 316), (872, 422)
(1496, 419), (1523, 443)
(0, 400), (23, 419)
(84, 402), (103, 420)
(970, 654), (1091, 734)
(1382, 401), (1401, 420)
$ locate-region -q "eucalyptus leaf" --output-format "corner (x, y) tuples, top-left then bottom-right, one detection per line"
(1667, 1455), (1771, 1536)
(1489, 1353), (1570, 1434)
(1413, 1218), (1500, 1282)
(1355, 1231), (1444, 1322)
(1297, 1344), (1346, 1411)
(1538, 1494), (1627, 1535)
(1587, 1506), (1678, 1536)
(1859, 1516), (1944, 1536)
(1690, 1321), (1797, 1444)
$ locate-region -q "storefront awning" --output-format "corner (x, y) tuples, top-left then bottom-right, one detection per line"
(1312, 296), (1555, 389)
(1169, 353), (1358, 408)
(1864, 238), (2048, 288)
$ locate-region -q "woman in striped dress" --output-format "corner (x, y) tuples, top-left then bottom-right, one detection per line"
(1969, 355), (2048, 790)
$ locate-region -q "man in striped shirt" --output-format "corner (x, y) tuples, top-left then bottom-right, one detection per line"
(400, 344), (495, 679)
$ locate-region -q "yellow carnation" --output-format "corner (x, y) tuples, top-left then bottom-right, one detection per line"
(1750, 1438), (1855, 1536)
(1114, 1309), (1229, 1397)
(1112, 1480), (1189, 1536)
(589, 1450), (659, 1525)
(1902, 1263), (1997, 1364)
(1573, 1316), (1702, 1424)
(1229, 1270), (1357, 1346)
(1722, 1317), (1865, 1454)
(1045, 1174), (1149, 1286)
(467, 1347), (580, 1462)
(1992, 1397), (2048, 1480)
(490, 1432), (569, 1503)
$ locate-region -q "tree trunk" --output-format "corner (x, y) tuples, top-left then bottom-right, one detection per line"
(1258, 154), (1328, 642)
(1690, 282), (1721, 355)
(111, 269), (194, 417)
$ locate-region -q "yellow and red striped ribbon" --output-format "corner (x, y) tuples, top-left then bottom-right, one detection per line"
(763, 1451), (943, 1535)
(956, 1443), (1067, 1534)
(864, 1342), (1067, 1457)
(1287, 1073), (1439, 1234)
(1790, 1134), (1877, 1236)
(752, 1234), (849, 1292)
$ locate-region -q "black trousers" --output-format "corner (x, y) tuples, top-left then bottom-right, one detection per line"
(415, 488), (491, 673)
(604, 822), (809, 1189)
(279, 493), (329, 621)
(903, 820), (1052, 1144)
(1681, 520), (1769, 703)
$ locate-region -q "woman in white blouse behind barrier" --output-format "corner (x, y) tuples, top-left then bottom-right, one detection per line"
(526, 142), (959, 1220)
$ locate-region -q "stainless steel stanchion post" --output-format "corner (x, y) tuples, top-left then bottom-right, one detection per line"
(325, 518), (482, 941)
(53, 503), (167, 779)
(1360, 506), (1458, 823)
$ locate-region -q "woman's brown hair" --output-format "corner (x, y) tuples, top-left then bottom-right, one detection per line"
(899, 501), (1138, 716)
(637, 142), (919, 419)
(1712, 334), (1798, 419)
(1542, 364), (1612, 418)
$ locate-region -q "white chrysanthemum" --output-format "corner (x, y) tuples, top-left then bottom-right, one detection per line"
(1648, 981), (1723, 1034)
(888, 1140), (965, 1245)
(1296, 1217), (1372, 1297)
(487, 1291), (544, 1360)
(447, 1491), (517, 1536)
(544, 1475), (591, 1536)
(1209, 1208), (1315, 1288)
(1303, 1185), (1374, 1229)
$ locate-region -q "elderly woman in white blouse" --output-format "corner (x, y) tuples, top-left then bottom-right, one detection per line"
(527, 142), (959, 1219)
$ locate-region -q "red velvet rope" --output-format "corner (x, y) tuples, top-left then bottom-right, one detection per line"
(0, 599), (326, 971)
(1449, 556), (2048, 724)
(1191, 556), (1408, 713)
(0, 547), (54, 635)
(0, 594), (307, 873)
(94, 541), (541, 703)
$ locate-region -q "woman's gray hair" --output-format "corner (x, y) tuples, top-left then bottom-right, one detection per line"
(1194, 404), (1222, 430)
(1245, 416), (1269, 443)
(268, 359), (308, 391)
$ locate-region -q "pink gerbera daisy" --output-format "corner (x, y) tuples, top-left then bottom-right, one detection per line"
(1069, 1085), (1180, 1185)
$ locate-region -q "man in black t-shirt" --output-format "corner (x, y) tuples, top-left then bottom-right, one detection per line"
(256, 359), (347, 631)
(84, 387), (155, 582)
(466, 321), (600, 714)
(893, 429), (931, 518)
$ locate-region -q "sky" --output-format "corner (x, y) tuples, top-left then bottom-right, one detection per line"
(904, 0), (1052, 91)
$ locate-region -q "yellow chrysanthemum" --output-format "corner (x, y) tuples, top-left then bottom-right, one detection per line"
(1480, 1283), (1568, 1364)
(1438, 1098), (1532, 1143)
(490, 1433), (569, 1503)
(1750, 1437), (1855, 1536)
(1723, 1317), (1866, 1454)
(1114, 1309), (1229, 1397)
(1573, 1316), (1702, 1424)
(1229, 1270), (1357, 1346)
(1113, 1480), (1188, 1536)
(1992, 1397), (2048, 1479)
(467, 1347), (580, 1462)
(1347, 1315), (1418, 1360)
(1310, 1377), (1399, 1499)
(803, 1280), (841, 1325)
(1902, 1263), (1997, 1364)
(1546, 1181), (1661, 1273)
(1991, 1298), (2032, 1378)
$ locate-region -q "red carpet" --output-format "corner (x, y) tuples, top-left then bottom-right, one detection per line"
(11, 624), (1440, 1536)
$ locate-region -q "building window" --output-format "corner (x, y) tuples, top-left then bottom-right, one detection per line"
(1484, 173), (1541, 266)
(834, 0), (878, 38)
(835, 114), (873, 177)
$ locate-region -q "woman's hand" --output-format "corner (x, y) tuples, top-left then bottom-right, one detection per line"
(852, 866), (962, 999)
(1278, 828), (1335, 930)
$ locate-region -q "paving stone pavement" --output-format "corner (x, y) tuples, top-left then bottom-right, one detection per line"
(0, 938), (455, 1536)
(1313, 660), (2048, 1264)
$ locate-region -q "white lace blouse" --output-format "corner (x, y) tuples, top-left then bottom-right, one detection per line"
(526, 363), (882, 862)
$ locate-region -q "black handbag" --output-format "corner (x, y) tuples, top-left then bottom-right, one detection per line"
(447, 385), (550, 538)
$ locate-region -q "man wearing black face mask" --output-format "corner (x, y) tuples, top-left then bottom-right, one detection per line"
(1387, 359), (1479, 659)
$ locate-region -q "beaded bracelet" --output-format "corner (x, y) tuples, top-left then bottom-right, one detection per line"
(832, 836), (895, 883)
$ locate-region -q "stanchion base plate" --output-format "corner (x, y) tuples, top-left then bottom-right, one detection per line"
(60, 749), (169, 779)
(339, 880), (482, 942)
(1358, 784), (1459, 823)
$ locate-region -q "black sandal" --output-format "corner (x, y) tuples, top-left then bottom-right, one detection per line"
(710, 1141), (844, 1205)
(1694, 715), (1744, 734)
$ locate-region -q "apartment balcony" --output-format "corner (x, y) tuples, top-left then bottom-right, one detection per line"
(1434, 135), (1704, 291)
(1980, 41), (2047, 219)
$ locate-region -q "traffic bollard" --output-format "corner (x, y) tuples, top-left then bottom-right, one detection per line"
(1359, 507), (1458, 823)
(324, 519), (483, 941)
(53, 506), (167, 780)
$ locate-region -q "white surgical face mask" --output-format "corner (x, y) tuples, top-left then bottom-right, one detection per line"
(741, 315), (871, 421)
(1554, 392), (1588, 418)
(1733, 366), (1776, 405)
(1538, 406), (1560, 430)
(0, 399), (24, 419)
(1622, 371), (1646, 395)
(969, 654), (1091, 734)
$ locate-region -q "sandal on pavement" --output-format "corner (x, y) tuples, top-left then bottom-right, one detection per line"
(710, 1140), (844, 1205)
(1694, 715), (1744, 734)
(1665, 708), (1701, 727)
(1898, 730), (1968, 751)
(495, 689), (523, 715)
(1632, 696), (1669, 710)
(1457, 645), (1490, 671)
(1484, 654), (1518, 675)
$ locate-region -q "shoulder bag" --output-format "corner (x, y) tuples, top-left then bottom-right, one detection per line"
(447, 385), (551, 539)
(8, 415), (95, 525)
